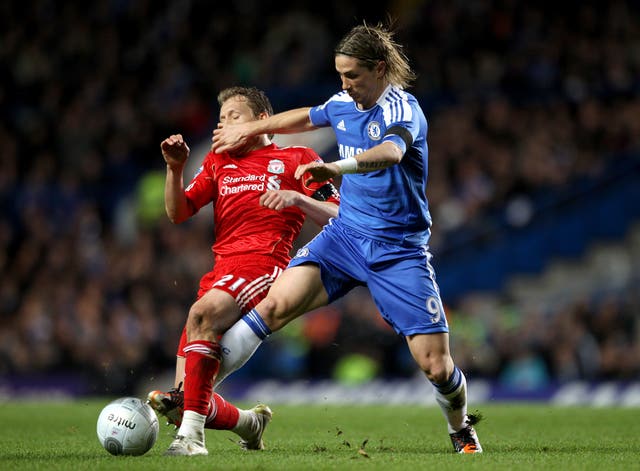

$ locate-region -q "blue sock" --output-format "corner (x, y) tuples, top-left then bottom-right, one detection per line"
(241, 309), (272, 340)
(432, 365), (463, 395)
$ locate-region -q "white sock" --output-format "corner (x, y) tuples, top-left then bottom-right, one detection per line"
(432, 366), (468, 434)
(178, 410), (206, 444)
(214, 317), (265, 388)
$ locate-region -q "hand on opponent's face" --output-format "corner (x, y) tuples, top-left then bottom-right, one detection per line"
(211, 122), (250, 154)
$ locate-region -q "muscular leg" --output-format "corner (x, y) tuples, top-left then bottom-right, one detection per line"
(153, 291), (271, 446)
(177, 289), (242, 444)
(173, 287), (241, 393)
(187, 288), (242, 342)
(406, 333), (468, 433)
(215, 264), (328, 387)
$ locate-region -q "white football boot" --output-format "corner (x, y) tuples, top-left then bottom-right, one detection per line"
(164, 434), (208, 456)
(237, 404), (273, 450)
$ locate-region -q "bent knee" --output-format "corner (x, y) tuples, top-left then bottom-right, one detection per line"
(417, 356), (453, 384)
(256, 296), (294, 331)
(186, 305), (219, 340)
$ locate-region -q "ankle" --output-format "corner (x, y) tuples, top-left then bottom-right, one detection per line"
(178, 410), (207, 442)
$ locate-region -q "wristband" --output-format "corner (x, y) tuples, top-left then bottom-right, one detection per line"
(334, 156), (358, 174)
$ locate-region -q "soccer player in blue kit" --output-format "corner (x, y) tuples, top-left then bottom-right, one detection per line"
(210, 22), (482, 454)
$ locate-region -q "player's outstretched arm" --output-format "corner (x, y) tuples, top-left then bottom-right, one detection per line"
(296, 141), (404, 184)
(211, 107), (315, 153)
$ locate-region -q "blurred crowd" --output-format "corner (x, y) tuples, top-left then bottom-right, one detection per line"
(1, 0), (639, 394)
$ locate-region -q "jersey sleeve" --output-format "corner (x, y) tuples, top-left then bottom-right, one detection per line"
(309, 94), (340, 127)
(184, 153), (217, 212)
(382, 98), (421, 154)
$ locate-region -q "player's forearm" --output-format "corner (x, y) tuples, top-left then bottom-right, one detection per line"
(345, 141), (403, 173)
(251, 107), (315, 136)
(164, 165), (192, 223)
(296, 196), (339, 226)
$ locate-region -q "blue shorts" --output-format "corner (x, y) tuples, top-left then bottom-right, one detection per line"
(289, 219), (449, 336)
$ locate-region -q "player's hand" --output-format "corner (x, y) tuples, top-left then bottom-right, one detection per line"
(211, 123), (250, 153)
(259, 190), (300, 211)
(295, 161), (340, 185)
(161, 134), (190, 168)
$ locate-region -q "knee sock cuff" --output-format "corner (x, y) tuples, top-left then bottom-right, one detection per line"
(183, 340), (222, 359)
(242, 309), (272, 340)
(433, 365), (463, 396)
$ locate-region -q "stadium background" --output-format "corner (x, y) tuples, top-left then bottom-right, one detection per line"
(1, 0), (638, 403)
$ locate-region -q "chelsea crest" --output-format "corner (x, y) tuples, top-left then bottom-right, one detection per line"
(367, 121), (381, 141)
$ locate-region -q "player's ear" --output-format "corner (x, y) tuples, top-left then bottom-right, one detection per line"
(257, 112), (270, 121)
(375, 60), (386, 78)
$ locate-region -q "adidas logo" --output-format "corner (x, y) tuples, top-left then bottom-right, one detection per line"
(223, 164), (238, 169)
(336, 120), (346, 131)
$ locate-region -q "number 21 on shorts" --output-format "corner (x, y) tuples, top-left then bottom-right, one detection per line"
(212, 274), (246, 292)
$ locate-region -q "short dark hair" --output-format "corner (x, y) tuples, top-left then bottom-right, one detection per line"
(217, 86), (274, 118)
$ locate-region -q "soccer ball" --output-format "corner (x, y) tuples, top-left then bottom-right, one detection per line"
(96, 397), (159, 456)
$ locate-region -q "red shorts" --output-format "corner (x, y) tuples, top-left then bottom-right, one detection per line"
(176, 255), (286, 356)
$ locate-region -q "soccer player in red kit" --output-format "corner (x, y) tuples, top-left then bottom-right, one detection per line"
(148, 86), (339, 456)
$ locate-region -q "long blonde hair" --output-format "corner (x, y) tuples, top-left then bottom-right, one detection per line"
(335, 22), (416, 89)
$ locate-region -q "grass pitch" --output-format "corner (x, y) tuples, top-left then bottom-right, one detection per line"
(0, 399), (637, 470)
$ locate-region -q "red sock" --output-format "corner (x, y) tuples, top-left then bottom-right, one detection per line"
(205, 393), (240, 430)
(183, 340), (221, 415)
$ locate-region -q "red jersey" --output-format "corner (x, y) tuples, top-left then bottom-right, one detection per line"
(184, 143), (339, 266)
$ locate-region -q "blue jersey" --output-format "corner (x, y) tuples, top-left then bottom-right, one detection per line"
(309, 85), (431, 246)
